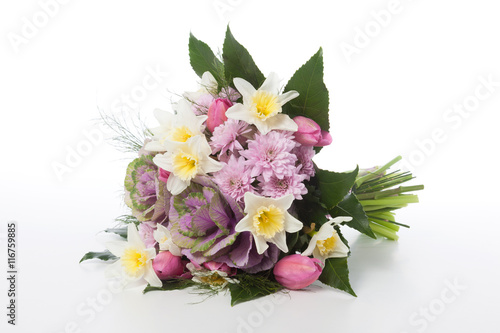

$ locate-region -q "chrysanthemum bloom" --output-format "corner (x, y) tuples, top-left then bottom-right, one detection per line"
(214, 155), (255, 203)
(257, 172), (307, 200)
(210, 119), (252, 162)
(225, 72), (299, 134)
(292, 145), (316, 180)
(240, 131), (297, 182)
(138, 222), (157, 249)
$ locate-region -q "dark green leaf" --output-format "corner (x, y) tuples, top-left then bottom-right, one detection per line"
(316, 166), (359, 209)
(330, 193), (376, 239)
(79, 250), (117, 263)
(229, 282), (279, 306)
(104, 228), (127, 239)
(143, 279), (196, 293)
(282, 48), (330, 131)
(222, 26), (265, 88)
(189, 32), (224, 85)
(319, 257), (356, 297)
(228, 273), (283, 306)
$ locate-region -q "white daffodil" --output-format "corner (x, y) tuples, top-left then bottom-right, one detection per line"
(153, 224), (181, 256)
(145, 99), (208, 152)
(186, 263), (238, 290)
(235, 192), (303, 254)
(302, 216), (352, 262)
(183, 71), (218, 102)
(225, 72), (299, 135)
(105, 224), (162, 287)
(152, 135), (222, 195)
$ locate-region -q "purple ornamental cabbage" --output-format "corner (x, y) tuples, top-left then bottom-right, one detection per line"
(124, 154), (170, 223)
(168, 177), (279, 273)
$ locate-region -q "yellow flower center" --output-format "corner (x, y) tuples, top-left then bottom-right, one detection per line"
(252, 91), (280, 119)
(121, 248), (148, 277)
(316, 236), (337, 256)
(170, 126), (194, 143)
(253, 205), (285, 239)
(198, 273), (227, 287)
(172, 151), (199, 181)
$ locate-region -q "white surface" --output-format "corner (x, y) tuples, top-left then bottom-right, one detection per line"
(1, 0), (500, 332)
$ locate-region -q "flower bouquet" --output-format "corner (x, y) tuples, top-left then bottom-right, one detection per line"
(81, 27), (423, 306)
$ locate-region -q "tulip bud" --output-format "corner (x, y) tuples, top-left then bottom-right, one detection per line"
(152, 251), (184, 280)
(293, 116), (332, 147)
(273, 254), (323, 290)
(158, 168), (170, 183)
(206, 98), (232, 132)
(203, 261), (237, 276)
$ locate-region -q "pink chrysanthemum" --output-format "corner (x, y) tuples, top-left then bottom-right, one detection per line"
(292, 145), (316, 180)
(240, 131), (297, 182)
(210, 119), (252, 161)
(138, 222), (157, 248)
(213, 155), (255, 203)
(257, 172), (308, 200)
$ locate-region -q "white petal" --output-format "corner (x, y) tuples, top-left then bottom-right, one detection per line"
(127, 224), (144, 249)
(201, 71), (217, 90)
(302, 234), (318, 257)
(145, 141), (167, 152)
(259, 72), (280, 93)
(202, 156), (223, 174)
(225, 103), (253, 123)
(145, 247), (157, 261)
(269, 231), (288, 253)
(264, 114), (299, 132)
(253, 119), (272, 135)
(154, 108), (173, 126)
(273, 194), (294, 211)
(253, 235), (269, 255)
(284, 213), (303, 233)
(243, 192), (271, 214)
(105, 260), (125, 280)
(315, 223), (335, 241)
(105, 240), (128, 257)
(153, 153), (172, 172)
(143, 261), (162, 287)
(167, 175), (189, 195)
(234, 215), (253, 233)
(233, 78), (256, 100)
(330, 216), (353, 225)
(278, 90), (299, 106)
(313, 247), (327, 262)
(168, 242), (182, 257)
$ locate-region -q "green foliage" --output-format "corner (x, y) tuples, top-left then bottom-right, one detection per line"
(79, 250), (117, 263)
(319, 257), (356, 297)
(329, 193), (376, 239)
(222, 26), (265, 88)
(282, 48), (330, 132)
(228, 273), (284, 306)
(188, 32), (225, 87)
(104, 228), (128, 239)
(143, 279), (196, 293)
(316, 166), (359, 209)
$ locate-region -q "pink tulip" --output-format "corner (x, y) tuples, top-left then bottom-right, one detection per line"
(152, 251), (184, 280)
(293, 116), (332, 147)
(206, 98), (232, 132)
(273, 254), (323, 290)
(158, 168), (170, 183)
(203, 261), (237, 276)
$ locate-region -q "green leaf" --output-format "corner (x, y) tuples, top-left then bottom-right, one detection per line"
(143, 279), (196, 293)
(282, 48), (330, 131)
(319, 257), (356, 297)
(228, 282), (278, 306)
(222, 26), (265, 88)
(330, 193), (376, 239)
(79, 250), (117, 263)
(316, 166), (359, 209)
(188, 32), (224, 85)
(104, 228), (128, 239)
(228, 273), (283, 306)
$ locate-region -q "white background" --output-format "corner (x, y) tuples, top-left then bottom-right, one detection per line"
(1, 0), (500, 332)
